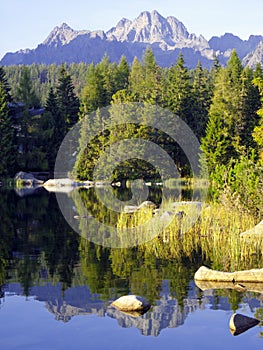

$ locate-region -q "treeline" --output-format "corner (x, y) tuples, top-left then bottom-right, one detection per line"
(0, 49), (262, 215)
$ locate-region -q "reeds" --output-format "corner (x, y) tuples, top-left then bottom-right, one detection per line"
(116, 200), (263, 271)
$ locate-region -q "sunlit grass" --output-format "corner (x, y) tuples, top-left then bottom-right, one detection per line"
(116, 199), (263, 270)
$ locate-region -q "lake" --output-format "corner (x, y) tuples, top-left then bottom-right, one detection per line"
(0, 187), (262, 349)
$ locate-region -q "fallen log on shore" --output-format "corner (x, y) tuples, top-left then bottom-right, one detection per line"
(194, 266), (263, 283)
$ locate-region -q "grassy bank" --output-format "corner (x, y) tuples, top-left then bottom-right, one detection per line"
(117, 200), (262, 271)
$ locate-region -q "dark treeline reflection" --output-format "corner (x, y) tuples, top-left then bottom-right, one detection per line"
(0, 188), (200, 305)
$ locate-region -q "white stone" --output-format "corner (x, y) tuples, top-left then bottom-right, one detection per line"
(111, 295), (151, 312)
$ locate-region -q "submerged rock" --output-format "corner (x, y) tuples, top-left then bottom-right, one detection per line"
(111, 295), (151, 313)
(229, 313), (260, 336)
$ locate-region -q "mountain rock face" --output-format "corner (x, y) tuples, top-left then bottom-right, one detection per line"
(243, 41), (263, 68)
(43, 23), (89, 46)
(1, 10), (263, 68)
(106, 10), (207, 49)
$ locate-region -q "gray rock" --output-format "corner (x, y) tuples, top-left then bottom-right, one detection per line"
(229, 313), (260, 336)
(14, 171), (43, 186)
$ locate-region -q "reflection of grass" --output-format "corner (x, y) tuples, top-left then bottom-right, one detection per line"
(164, 177), (209, 189)
(117, 201), (263, 270)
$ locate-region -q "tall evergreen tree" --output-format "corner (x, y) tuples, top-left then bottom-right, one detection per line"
(141, 48), (162, 104)
(0, 84), (16, 177)
(129, 57), (145, 102)
(16, 67), (41, 169)
(116, 55), (130, 91)
(191, 61), (212, 140)
(0, 66), (12, 102)
(41, 87), (65, 170)
(56, 65), (80, 131)
(201, 50), (261, 174)
(166, 53), (192, 125)
(17, 66), (40, 108)
(80, 63), (104, 116)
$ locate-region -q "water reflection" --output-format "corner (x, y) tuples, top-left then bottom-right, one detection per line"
(0, 188), (263, 340)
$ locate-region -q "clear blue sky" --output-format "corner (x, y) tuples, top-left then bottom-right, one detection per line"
(1, 0), (263, 60)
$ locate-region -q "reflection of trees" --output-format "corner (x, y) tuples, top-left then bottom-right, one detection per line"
(3, 188), (263, 318)
(0, 190), (80, 294)
(255, 308), (263, 338)
(79, 240), (127, 299)
(36, 192), (80, 291)
(0, 190), (16, 287)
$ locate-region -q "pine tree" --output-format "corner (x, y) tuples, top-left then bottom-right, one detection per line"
(116, 55), (130, 91)
(16, 67), (41, 169)
(56, 65), (80, 131)
(17, 66), (40, 108)
(0, 84), (16, 177)
(80, 63), (104, 116)
(41, 87), (65, 170)
(201, 51), (261, 174)
(191, 61), (212, 140)
(141, 48), (162, 104)
(0, 66), (12, 102)
(166, 53), (192, 124)
(129, 57), (145, 101)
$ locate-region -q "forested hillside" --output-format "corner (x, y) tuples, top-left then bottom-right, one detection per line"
(0, 49), (262, 216)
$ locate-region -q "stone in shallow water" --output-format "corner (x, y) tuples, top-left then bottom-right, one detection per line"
(111, 295), (151, 313)
(229, 313), (260, 336)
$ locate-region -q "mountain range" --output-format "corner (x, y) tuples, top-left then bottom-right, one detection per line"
(1, 10), (263, 68)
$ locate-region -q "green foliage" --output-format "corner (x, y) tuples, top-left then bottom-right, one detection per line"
(209, 153), (263, 217)
(56, 65), (80, 131)
(201, 51), (262, 213)
(17, 66), (40, 108)
(0, 66), (12, 101)
(1, 50), (262, 213)
(191, 61), (212, 140)
(0, 84), (16, 177)
(166, 53), (192, 123)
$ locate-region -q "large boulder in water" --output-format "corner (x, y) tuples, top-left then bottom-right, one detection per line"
(111, 295), (151, 313)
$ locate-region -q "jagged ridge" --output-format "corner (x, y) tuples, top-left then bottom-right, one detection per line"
(1, 10), (263, 68)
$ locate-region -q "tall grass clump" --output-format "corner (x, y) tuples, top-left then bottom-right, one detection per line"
(116, 198), (262, 270)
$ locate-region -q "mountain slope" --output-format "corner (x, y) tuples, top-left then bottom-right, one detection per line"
(1, 10), (263, 68)
(243, 41), (263, 68)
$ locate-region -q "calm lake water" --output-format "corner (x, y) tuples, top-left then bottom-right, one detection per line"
(0, 187), (262, 350)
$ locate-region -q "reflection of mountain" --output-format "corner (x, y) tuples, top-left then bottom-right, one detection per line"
(3, 283), (107, 322)
(107, 288), (195, 336)
(4, 280), (261, 336)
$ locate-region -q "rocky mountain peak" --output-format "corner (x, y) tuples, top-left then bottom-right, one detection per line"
(243, 41), (263, 68)
(106, 10), (191, 46)
(43, 22), (89, 47)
